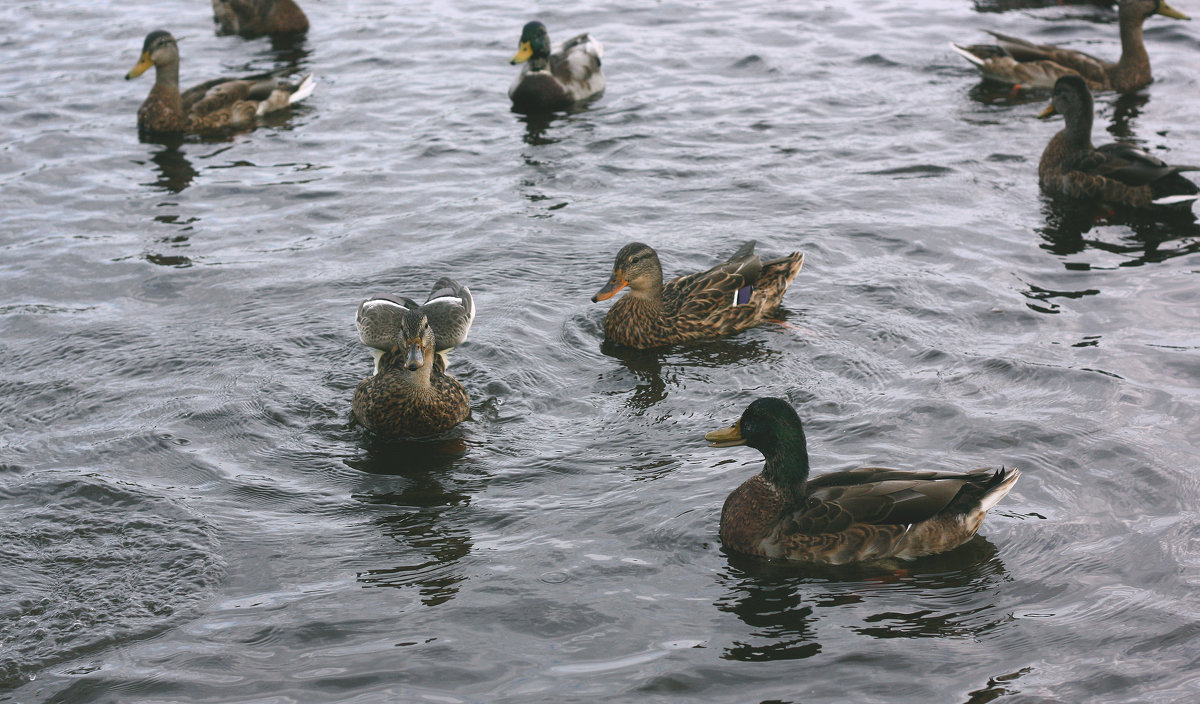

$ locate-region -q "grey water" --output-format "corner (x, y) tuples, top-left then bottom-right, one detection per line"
(3, 0), (1200, 702)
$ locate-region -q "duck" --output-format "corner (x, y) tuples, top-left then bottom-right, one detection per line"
(706, 398), (1021, 564)
(352, 307), (470, 437)
(508, 21), (604, 113)
(357, 278), (476, 374)
(591, 241), (804, 349)
(950, 0), (1191, 92)
(212, 0), (309, 37)
(1038, 75), (1199, 207)
(125, 30), (315, 135)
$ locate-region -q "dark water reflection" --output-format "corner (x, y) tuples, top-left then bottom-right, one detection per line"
(718, 538), (1007, 661)
(1038, 198), (1200, 268)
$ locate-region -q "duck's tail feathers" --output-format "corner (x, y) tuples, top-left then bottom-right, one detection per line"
(1152, 194), (1200, 206)
(288, 74), (316, 105)
(977, 467), (1021, 515)
(949, 43), (985, 68)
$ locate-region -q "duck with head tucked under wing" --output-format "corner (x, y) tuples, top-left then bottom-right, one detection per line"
(125, 30), (314, 135)
(951, 0), (1191, 93)
(1038, 75), (1199, 208)
(352, 308), (470, 438)
(508, 20), (604, 113)
(591, 241), (803, 349)
(212, 0), (309, 37)
(707, 398), (1021, 565)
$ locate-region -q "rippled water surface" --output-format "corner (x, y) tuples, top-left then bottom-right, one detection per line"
(4, 0), (1200, 701)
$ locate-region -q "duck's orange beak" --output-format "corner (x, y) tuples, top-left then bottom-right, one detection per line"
(592, 273), (628, 302)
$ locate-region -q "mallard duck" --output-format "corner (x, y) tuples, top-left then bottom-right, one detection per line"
(591, 241), (804, 349)
(508, 21), (604, 113)
(212, 0), (309, 37)
(125, 30), (315, 135)
(706, 398), (1021, 564)
(357, 278), (476, 374)
(1039, 75), (1199, 207)
(352, 308), (470, 437)
(950, 0), (1190, 92)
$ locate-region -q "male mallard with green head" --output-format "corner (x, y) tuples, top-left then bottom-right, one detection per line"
(509, 21), (604, 113)
(352, 308), (470, 438)
(591, 241), (803, 349)
(1038, 75), (1199, 207)
(707, 398), (1020, 564)
(951, 0), (1191, 92)
(125, 30), (314, 135)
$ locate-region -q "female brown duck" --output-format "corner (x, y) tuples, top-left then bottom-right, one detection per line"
(951, 0), (1190, 92)
(707, 398), (1020, 564)
(591, 241), (804, 349)
(1039, 75), (1199, 207)
(352, 308), (470, 437)
(212, 0), (309, 37)
(125, 30), (314, 135)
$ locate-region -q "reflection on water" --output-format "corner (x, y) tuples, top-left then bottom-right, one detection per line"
(600, 335), (779, 411)
(348, 440), (474, 607)
(716, 537), (1008, 661)
(1105, 91), (1150, 142)
(1037, 198), (1200, 268)
(139, 140), (197, 193)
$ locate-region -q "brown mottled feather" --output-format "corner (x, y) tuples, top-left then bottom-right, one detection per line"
(212, 0), (309, 37)
(951, 0), (1189, 92)
(352, 347), (470, 438)
(596, 242), (804, 349)
(127, 30), (311, 136)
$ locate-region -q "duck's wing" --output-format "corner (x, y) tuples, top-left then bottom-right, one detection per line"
(1089, 143), (1200, 187)
(548, 33), (604, 99)
(797, 467), (996, 530)
(985, 30), (1109, 86)
(421, 277), (475, 352)
(356, 296), (418, 350)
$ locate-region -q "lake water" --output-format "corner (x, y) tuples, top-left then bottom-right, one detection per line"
(3, 0), (1200, 702)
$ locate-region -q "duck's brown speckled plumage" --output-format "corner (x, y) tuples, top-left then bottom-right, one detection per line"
(709, 398), (1020, 564)
(592, 242), (804, 349)
(212, 0), (309, 37)
(352, 309), (469, 438)
(1039, 75), (1199, 207)
(126, 30), (313, 135)
(951, 0), (1190, 92)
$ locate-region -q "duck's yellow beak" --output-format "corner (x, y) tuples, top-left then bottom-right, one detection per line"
(510, 41), (533, 65)
(591, 273), (628, 303)
(706, 421), (746, 448)
(1157, 2), (1190, 20)
(1037, 103), (1057, 119)
(126, 52), (153, 80)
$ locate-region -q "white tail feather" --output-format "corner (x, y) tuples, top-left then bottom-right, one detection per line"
(1152, 194), (1200, 206)
(977, 468), (1021, 515)
(288, 74), (316, 105)
(949, 43), (985, 68)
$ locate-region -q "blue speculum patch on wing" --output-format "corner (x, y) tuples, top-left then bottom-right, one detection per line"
(733, 285), (753, 306)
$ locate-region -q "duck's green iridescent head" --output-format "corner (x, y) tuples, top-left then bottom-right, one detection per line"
(510, 21), (552, 65)
(707, 397), (811, 486)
